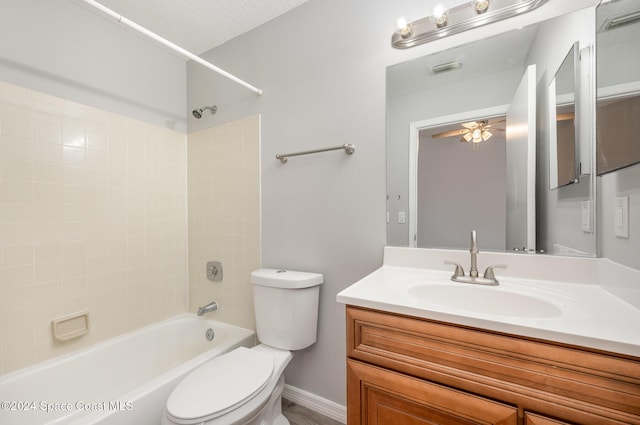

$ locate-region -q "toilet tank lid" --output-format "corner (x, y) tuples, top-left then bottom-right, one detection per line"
(251, 269), (323, 289)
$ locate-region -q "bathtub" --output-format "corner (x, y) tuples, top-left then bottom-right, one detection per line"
(0, 314), (255, 425)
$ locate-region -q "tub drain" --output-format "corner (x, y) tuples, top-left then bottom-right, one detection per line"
(205, 328), (215, 341)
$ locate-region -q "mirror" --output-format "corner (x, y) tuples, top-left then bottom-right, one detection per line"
(596, 0), (640, 175)
(549, 43), (580, 189)
(413, 113), (508, 251)
(387, 7), (597, 256)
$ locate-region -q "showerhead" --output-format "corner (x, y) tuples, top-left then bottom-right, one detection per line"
(192, 105), (217, 119)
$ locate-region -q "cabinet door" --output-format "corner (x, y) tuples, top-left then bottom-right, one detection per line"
(348, 360), (518, 425)
(525, 412), (573, 425)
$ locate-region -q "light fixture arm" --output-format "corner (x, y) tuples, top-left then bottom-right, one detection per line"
(392, 0), (549, 49)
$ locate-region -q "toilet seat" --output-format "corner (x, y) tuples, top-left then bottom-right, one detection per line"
(165, 347), (274, 424)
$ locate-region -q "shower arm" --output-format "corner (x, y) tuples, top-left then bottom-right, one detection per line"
(79, 0), (263, 96)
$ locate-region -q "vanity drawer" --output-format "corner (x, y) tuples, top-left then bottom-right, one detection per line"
(346, 306), (640, 424)
(347, 359), (518, 425)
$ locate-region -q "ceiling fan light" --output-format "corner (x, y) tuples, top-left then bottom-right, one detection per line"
(481, 130), (492, 141)
(463, 133), (473, 142)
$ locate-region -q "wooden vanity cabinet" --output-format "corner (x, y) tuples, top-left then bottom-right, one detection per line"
(346, 306), (640, 425)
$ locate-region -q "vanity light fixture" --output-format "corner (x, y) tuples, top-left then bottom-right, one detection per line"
(392, 0), (549, 49)
(601, 9), (640, 31)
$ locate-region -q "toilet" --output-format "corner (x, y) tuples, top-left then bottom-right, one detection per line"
(162, 269), (323, 425)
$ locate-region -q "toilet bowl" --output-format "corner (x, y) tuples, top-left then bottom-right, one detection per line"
(162, 269), (323, 425)
(162, 345), (291, 425)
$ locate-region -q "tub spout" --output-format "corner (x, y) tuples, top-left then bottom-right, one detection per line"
(197, 301), (218, 316)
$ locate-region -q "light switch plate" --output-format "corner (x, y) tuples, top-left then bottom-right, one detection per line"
(615, 196), (630, 239)
(398, 211), (406, 224)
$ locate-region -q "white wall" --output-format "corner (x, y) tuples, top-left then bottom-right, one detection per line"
(187, 0), (602, 406)
(0, 0), (187, 132)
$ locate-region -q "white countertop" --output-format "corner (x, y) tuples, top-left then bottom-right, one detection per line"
(337, 247), (640, 357)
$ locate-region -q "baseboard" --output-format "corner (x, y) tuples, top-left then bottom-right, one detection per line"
(282, 384), (347, 424)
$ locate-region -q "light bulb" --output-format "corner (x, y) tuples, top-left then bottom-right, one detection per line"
(429, 3), (449, 28)
(433, 4), (446, 19)
(473, 0), (490, 14)
(396, 17), (413, 38)
(396, 17), (408, 28)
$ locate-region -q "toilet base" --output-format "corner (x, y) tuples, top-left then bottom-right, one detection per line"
(243, 374), (288, 425)
(274, 414), (290, 425)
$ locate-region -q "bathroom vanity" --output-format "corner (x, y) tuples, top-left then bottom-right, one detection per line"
(337, 247), (640, 425)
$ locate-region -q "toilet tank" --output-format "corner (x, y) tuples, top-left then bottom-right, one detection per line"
(251, 269), (323, 351)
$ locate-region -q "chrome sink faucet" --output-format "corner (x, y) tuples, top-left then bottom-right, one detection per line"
(444, 230), (506, 286)
(469, 230), (479, 278)
(197, 300), (219, 316)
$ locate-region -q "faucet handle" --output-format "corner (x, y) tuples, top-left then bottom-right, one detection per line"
(444, 260), (465, 278)
(483, 264), (507, 279)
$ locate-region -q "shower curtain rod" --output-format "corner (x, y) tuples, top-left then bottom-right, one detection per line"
(79, 0), (263, 96)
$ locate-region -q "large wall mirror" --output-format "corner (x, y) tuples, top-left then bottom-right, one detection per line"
(387, 6), (597, 257)
(596, 0), (640, 270)
(596, 0), (640, 175)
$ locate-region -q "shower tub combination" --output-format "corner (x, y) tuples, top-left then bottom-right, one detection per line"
(0, 314), (255, 425)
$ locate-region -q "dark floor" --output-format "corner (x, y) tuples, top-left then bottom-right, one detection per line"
(282, 399), (343, 425)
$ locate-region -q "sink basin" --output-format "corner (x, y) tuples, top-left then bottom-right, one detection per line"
(408, 283), (563, 318)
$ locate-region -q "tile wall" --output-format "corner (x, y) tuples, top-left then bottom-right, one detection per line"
(187, 115), (260, 331)
(0, 82), (188, 375)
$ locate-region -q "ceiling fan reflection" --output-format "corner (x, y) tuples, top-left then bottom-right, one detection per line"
(432, 119), (505, 147)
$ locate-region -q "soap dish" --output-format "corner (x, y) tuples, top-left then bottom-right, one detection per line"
(51, 311), (89, 342)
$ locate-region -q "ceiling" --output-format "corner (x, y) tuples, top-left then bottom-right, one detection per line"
(93, 0), (311, 55)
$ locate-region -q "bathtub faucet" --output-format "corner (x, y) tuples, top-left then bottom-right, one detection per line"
(197, 301), (219, 316)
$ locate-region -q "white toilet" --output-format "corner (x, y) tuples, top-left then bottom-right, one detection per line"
(162, 269), (323, 425)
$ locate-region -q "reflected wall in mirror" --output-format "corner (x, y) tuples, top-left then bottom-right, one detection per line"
(387, 7), (597, 257)
(549, 42), (579, 189)
(596, 0), (640, 175)
(415, 113), (507, 251)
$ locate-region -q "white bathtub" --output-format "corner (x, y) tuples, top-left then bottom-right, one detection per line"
(0, 314), (255, 425)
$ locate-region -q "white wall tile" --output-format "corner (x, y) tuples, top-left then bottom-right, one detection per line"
(187, 115), (261, 330)
(0, 83), (188, 375)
